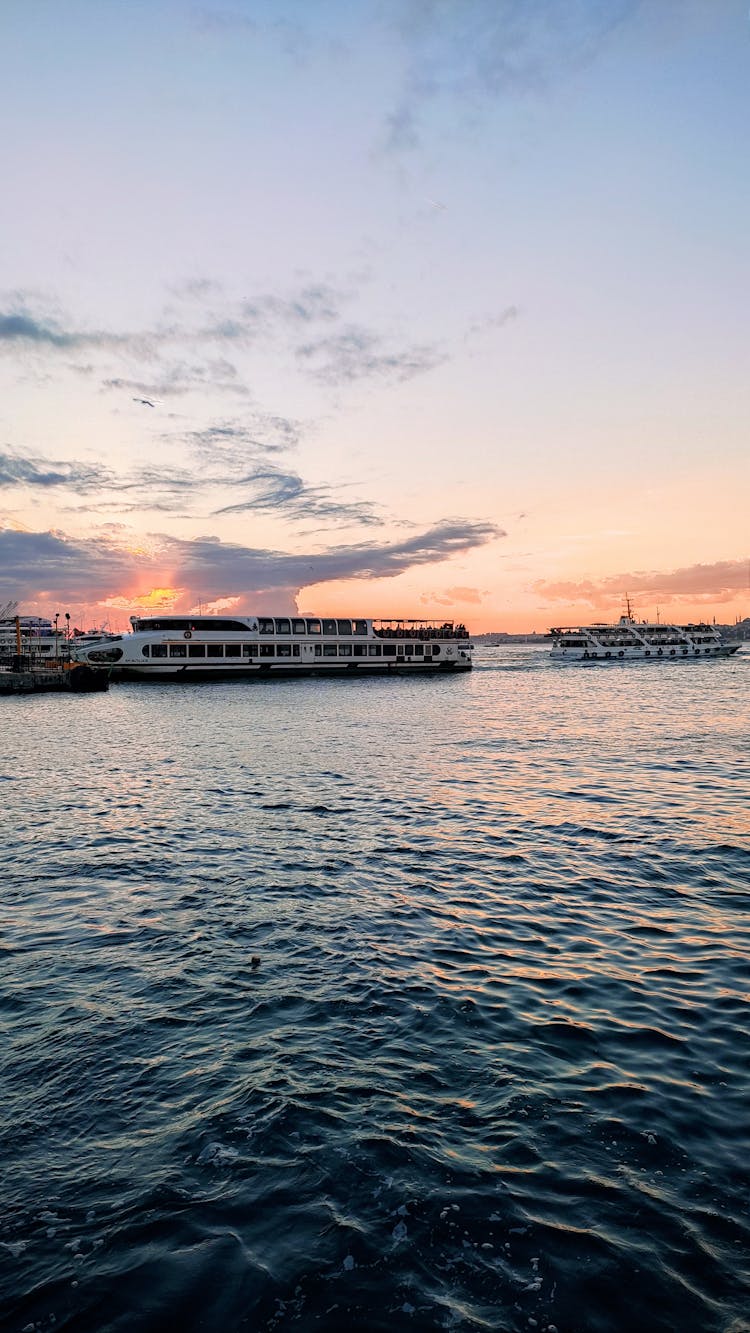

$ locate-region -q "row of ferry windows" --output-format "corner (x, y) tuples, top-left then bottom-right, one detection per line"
(261, 618), (367, 636)
(143, 642), (440, 659)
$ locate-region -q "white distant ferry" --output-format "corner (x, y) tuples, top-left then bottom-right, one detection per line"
(0, 615), (59, 660)
(550, 613), (740, 664)
(0, 616), (119, 662)
(71, 614), (473, 679)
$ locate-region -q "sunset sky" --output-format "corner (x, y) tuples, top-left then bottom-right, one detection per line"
(1, 0), (748, 633)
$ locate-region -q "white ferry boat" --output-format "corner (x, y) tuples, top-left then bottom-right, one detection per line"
(550, 614), (740, 664)
(0, 615), (60, 661)
(71, 614), (473, 680)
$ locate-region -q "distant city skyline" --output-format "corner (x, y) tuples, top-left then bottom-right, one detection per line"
(1, 0), (748, 632)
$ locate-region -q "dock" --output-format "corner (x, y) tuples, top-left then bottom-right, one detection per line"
(0, 663), (110, 694)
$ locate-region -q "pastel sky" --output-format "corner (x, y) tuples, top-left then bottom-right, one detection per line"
(1, 0), (748, 632)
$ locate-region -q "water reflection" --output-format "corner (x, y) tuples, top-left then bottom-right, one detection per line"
(1, 649), (748, 1332)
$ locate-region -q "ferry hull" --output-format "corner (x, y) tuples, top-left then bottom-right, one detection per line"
(114, 659), (472, 682)
(551, 644), (740, 664)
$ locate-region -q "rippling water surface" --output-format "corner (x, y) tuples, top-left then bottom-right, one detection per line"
(2, 647), (749, 1333)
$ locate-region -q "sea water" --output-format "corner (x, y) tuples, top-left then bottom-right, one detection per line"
(1, 647), (748, 1332)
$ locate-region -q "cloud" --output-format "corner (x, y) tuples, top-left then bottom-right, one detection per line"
(0, 518), (504, 607)
(0, 444), (383, 529)
(102, 356), (248, 399)
(214, 464), (382, 527)
(0, 448), (203, 514)
(0, 528), (135, 601)
(466, 306), (519, 338)
(2, 279), (452, 409)
(533, 559), (750, 610)
(241, 284), (343, 328)
(175, 414), (304, 462)
(0, 450), (111, 492)
(380, 0), (637, 152)
(442, 583), (484, 605)
(296, 324), (445, 385)
(199, 284), (346, 346)
(0, 310), (130, 352)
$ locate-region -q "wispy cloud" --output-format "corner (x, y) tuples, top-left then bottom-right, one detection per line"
(533, 559), (750, 610)
(379, 0), (637, 152)
(1, 448), (199, 512)
(2, 280), (442, 399)
(214, 464), (382, 527)
(466, 306), (519, 339)
(0, 450), (111, 492)
(0, 445), (381, 529)
(174, 414), (304, 463)
(0, 311), (128, 352)
(423, 585), (486, 607)
(102, 357), (248, 399)
(296, 324), (445, 385)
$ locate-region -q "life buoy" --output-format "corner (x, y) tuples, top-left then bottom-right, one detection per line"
(657, 648), (663, 656)
(184, 630), (192, 640)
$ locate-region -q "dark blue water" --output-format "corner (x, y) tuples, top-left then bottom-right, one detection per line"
(2, 647), (749, 1333)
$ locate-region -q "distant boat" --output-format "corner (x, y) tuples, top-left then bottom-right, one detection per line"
(71, 613), (473, 680)
(0, 615), (59, 660)
(549, 611), (740, 664)
(70, 626), (120, 648)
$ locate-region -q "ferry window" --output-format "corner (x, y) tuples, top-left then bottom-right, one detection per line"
(368, 644), (381, 657)
(188, 644), (206, 658)
(404, 643), (413, 655)
(432, 645), (441, 656)
(242, 644), (257, 657)
(414, 643), (423, 655)
(337, 619), (352, 635)
(306, 619), (321, 635)
(354, 644), (367, 657)
(142, 645), (150, 657)
(292, 645), (301, 657)
(382, 643), (397, 656)
(290, 618), (304, 634)
(206, 644), (224, 657)
(313, 645), (321, 657)
(259, 618), (274, 635)
(338, 644), (352, 656)
(259, 644), (275, 658)
(89, 647), (123, 663)
(225, 643), (241, 657)
(353, 620), (367, 636)
(151, 644), (168, 658)
(322, 619), (336, 635)
(323, 644), (338, 657)
(275, 618), (291, 635)
(277, 644), (292, 657)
